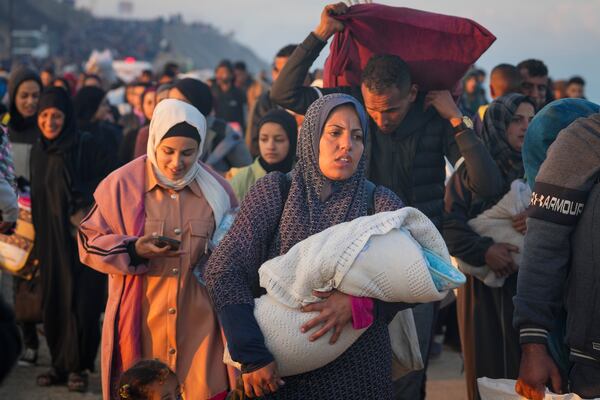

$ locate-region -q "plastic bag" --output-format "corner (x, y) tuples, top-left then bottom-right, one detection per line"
(477, 378), (594, 400)
(194, 207), (239, 286)
(389, 309), (423, 380)
(209, 207), (239, 251)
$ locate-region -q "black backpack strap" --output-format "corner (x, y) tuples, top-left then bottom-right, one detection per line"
(279, 174), (375, 214)
(271, 172), (293, 246)
(278, 172), (292, 203)
(365, 180), (376, 215)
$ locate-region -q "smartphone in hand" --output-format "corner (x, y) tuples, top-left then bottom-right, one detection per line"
(153, 236), (181, 250)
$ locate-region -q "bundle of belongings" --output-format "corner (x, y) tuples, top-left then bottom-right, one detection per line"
(455, 179), (531, 287)
(224, 207), (465, 377)
(323, 3), (496, 91)
(0, 194), (35, 278)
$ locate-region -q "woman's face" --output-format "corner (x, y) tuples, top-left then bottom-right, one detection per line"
(38, 107), (65, 140)
(156, 136), (199, 181)
(127, 85), (146, 111)
(258, 122), (290, 164)
(142, 91), (157, 121)
(93, 99), (111, 122)
(506, 102), (535, 152)
(15, 80), (41, 118)
(318, 104), (364, 181)
(464, 76), (478, 95)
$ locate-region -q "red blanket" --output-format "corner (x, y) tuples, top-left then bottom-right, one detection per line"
(324, 4), (496, 92)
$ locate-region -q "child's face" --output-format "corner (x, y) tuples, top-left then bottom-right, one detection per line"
(147, 375), (181, 400)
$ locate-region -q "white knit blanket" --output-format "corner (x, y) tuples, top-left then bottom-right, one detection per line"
(456, 179), (531, 287)
(224, 207), (459, 376)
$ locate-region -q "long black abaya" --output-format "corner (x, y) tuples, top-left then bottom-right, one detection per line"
(30, 88), (112, 374)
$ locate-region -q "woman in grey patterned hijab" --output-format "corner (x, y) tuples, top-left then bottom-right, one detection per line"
(205, 93), (406, 399)
(276, 93), (370, 253)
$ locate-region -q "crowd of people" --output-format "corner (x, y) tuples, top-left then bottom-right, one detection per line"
(0, 2), (598, 400)
(60, 18), (165, 64)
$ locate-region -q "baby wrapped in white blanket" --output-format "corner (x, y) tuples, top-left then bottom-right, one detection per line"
(224, 207), (465, 376)
(455, 179), (531, 287)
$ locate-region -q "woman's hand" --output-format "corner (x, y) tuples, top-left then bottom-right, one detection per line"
(301, 290), (352, 344)
(512, 210), (528, 235)
(134, 234), (182, 259)
(242, 361), (285, 398)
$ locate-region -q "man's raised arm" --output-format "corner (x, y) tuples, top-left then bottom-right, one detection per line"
(270, 3), (350, 114)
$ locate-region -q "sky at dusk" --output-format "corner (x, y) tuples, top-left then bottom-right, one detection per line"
(75, 0), (600, 101)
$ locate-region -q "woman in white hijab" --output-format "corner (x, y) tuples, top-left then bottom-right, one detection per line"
(79, 99), (237, 400)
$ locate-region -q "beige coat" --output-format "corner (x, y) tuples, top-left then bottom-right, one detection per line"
(79, 157), (236, 399)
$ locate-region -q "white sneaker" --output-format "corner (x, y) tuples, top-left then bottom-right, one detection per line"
(18, 347), (37, 366)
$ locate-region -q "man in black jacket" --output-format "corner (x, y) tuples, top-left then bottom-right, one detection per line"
(212, 60), (247, 132)
(270, 3), (504, 399)
(246, 44), (310, 157)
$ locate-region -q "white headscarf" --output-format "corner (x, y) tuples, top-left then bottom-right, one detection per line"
(147, 98), (230, 227)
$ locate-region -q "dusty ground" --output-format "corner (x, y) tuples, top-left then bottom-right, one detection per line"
(0, 340), (466, 399)
(0, 273), (467, 399)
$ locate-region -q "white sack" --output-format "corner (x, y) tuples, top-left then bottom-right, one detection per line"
(225, 207), (460, 376)
(478, 377), (591, 400)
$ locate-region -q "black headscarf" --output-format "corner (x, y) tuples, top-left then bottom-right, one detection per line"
(37, 87), (77, 154)
(52, 78), (73, 96)
(173, 78), (213, 116)
(7, 66), (42, 141)
(74, 86), (106, 128)
(83, 73), (102, 86)
(257, 109), (298, 173)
